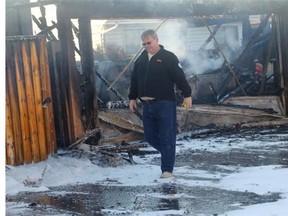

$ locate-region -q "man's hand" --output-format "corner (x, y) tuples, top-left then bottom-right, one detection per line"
(183, 97), (192, 109)
(129, 99), (137, 112)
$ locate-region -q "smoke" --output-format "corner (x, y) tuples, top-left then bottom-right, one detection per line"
(183, 52), (224, 76)
(156, 19), (241, 76)
(157, 19), (188, 60)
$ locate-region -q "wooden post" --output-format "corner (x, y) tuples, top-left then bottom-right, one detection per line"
(30, 40), (48, 159)
(56, 3), (85, 143)
(13, 41), (32, 163)
(6, 92), (16, 165)
(38, 37), (57, 154)
(47, 41), (70, 148)
(21, 41), (41, 163)
(78, 17), (98, 129)
(6, 41), (23, 165)
(276, 13), (288, 115)
(259, 15), (275, 94)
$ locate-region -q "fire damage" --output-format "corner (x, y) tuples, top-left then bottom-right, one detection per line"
(5, 1), (288, 165)
(73, 10), (288, 154)
(74, 3), (288, 152)
(5, 1), (288, 215)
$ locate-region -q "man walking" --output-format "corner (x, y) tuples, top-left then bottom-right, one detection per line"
(129, 29), (192, 178)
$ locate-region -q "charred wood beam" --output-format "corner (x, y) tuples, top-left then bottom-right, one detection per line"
(259, 15), (276, 94)
(218, 14), (271, 99)
(75, 44), (126, 101)
(71, 22), (80, 38)
(32, 15), (57, 41)
(69, 128), (101, 149)
(35, 5), (58, 41)
(217, 72), (233, 99)
(95, 71), (126, 101)
(276, 14), (288, 115)
(46, 41), (71, 148)
(70, 142), (149, 166)
(98, 100), (143, 112)
(233, 14), (271, 68)
(199, 22), (222, 51)
(71, 22), (126, 101)
(32, 15), (51, 40)
(100, 132), (143, 145)
(56, 3), (85, 143)
(36, 21), (58, 38)
(78, 17), (98, 129)
(99, 111), (144, 133)
(69, 128), (146, 151)
(98, 142), (148, 153)
(73, 44), (81, 57)
(202, 18), (247, 96)
(208, 82), (219, 102)
(218, 82), (251, 104)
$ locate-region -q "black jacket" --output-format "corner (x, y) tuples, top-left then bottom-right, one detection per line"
(129, 45), (191, 101)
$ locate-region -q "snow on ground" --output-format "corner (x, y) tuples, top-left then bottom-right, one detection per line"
(5, 129), (288, 216)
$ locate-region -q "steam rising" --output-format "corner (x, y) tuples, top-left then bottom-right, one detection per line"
(155, 19), (241, 76)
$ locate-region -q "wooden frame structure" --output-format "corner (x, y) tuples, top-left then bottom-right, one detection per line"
(5, 0), (288, 165)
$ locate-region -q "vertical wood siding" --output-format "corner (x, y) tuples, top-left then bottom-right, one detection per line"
(6, 36), (56, 165)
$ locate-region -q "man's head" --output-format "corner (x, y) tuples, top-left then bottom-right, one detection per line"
(141, 29), (160, 55)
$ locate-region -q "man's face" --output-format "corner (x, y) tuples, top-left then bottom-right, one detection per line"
(142, 36), (159, 54)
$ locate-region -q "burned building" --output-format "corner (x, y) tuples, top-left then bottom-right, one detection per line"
(5, 0), (288, 165)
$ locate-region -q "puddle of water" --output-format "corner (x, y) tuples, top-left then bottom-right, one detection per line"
(6, 184), (281, 215)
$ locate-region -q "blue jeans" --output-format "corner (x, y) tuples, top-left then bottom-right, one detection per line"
(142, 100), (176, 173)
